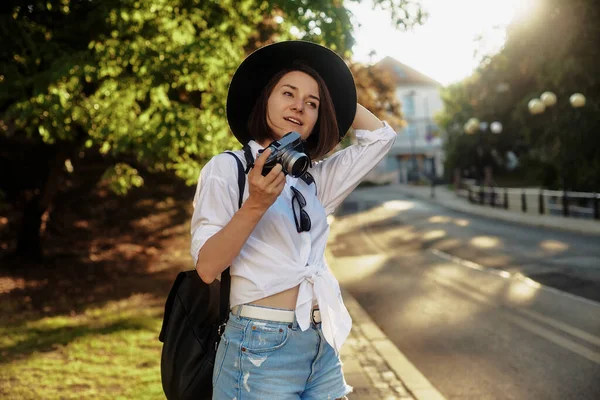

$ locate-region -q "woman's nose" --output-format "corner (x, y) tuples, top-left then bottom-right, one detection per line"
(291, 100), (304, 112)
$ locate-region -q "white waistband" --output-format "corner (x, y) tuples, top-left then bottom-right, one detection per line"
(232, 304), (321, 324)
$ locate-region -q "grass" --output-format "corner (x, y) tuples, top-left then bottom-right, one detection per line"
(0, 171), (196, 399)
(1, 295), (165, 399)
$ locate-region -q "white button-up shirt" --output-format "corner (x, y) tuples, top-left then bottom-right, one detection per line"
(190, 122), (396, 352)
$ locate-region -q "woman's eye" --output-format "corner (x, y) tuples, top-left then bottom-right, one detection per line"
(307, 102), (317, 109)
(283, 91), (293, 97)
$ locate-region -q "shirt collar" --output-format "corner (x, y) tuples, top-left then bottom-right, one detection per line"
(247, 140), (264, 161)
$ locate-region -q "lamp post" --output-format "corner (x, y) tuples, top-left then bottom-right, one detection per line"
(406, 90), (418, 182)
(527, 91), (586, 217)
(464, 117), (503, 204)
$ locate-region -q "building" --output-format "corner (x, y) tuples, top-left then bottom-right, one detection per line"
(364, 57), (445, 184)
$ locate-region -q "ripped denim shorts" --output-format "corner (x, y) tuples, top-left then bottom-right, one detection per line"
(212, 305), (352, 400)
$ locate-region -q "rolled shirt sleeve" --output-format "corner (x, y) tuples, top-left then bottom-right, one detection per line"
(311, 121), (397, 215)
(190, 155), (240, 266)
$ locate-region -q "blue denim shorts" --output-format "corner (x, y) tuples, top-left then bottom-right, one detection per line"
(212, 305), (352, 399)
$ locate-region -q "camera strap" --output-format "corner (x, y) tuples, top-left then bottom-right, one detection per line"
(242, 144), (254, 173)
(301, 172), (316, 194)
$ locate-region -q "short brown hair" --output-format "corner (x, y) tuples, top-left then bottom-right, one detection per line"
(247, 62), (339, 160)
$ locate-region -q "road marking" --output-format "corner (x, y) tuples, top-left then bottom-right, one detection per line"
(504, 314), (600, 364)
(517, 307), (600, 348)
(429, 249), (600, 348)
(431, 274), (600, 365)
(430, 248), (600, 307)
(358, 227), (600, 365)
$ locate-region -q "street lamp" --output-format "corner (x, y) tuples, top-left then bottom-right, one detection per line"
(527, 91), (587, 216)
(490, 121), (503, 134)
(570, 93), (586, 108)
(463, 117), (480, 135)
(464, 118), (503, 204)
(528, 98), (546, 114)
(541, 91), (557, 107)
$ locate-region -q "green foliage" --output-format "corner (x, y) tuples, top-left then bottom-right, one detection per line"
(0, 0), (425, 257)
(353, 62), (404, 128)
(436, 0), (600, 191)
(101, 163), (144, 196)
(1, 0), (425, 186)
(2, 0), (262, 185)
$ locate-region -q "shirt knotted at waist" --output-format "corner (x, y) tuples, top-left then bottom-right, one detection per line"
(295, 264), (352, 353)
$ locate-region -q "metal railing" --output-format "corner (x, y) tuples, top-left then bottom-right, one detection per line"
(456, 185), (600, 220)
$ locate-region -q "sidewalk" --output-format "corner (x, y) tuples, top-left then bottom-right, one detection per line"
(368, 184), (600, 236)
(339, 293), (416, 400)
(326, 247), (446, 400)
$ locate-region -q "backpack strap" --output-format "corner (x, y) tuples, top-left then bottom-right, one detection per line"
(219, 151), (246, 326)
(225, 151), (246, 209)
(242, 144), (254, 174)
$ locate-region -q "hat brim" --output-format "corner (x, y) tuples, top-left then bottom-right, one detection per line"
(227, 40), (357, 145)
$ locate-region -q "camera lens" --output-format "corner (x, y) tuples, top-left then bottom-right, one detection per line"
(281, 150), (309, 177)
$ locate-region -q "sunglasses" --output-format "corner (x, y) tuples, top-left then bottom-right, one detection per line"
(290, 186), (311, 233)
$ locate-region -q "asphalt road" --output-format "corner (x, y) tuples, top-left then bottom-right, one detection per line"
(330, 190), (600, 400)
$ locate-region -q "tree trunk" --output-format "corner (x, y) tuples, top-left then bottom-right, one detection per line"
(15, 194), (44, 261)
(6, 129), (85, 262)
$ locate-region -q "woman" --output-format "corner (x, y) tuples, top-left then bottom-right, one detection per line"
(191, 41), (396, 399)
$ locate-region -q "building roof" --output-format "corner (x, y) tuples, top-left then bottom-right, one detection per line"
(374, 57), (442, 87)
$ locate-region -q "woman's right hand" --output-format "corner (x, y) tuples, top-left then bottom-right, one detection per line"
(246, 148), (286, 212)
(195, 148), (285, 284)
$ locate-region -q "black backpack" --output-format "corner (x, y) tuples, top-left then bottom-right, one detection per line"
(158, 151), (245, 400)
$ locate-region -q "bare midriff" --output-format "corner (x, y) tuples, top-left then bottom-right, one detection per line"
(249, 284), (301, 310)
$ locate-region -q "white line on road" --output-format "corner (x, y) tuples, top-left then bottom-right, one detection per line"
(430, 273), (600, 365)
(430, 248), (600, 308)
(429, 249), (600, 348)
(358, 228), (600, 365)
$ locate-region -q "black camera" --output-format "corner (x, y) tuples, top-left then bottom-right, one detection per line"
(259, 131), (310, 178)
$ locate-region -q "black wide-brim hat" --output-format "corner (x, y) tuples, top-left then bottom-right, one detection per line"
(227, 40), (357, 145)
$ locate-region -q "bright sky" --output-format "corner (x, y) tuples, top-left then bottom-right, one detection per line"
(347, 0), (537, 86)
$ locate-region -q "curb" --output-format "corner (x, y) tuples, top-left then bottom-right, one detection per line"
(326, 248), (447, 400)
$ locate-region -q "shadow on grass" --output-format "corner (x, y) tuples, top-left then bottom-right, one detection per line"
(0, 310), (162, 364)
(0, 168), (195, 337)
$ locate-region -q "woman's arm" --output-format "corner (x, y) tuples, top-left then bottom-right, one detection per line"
(352, 103), (385, 131)
(309, 103), (396, 215)
(195, 149), (285, 284)
(195, 199), (264, 284)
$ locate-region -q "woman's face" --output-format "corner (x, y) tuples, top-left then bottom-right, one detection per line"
(266, 71), (320, 143)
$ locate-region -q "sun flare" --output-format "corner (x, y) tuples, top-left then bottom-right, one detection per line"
(348, 0), (538, 86)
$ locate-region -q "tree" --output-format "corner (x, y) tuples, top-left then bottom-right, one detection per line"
(437, 0), (600, 190)
(0, 0), (425, 261)
(352, 62), (404, 128)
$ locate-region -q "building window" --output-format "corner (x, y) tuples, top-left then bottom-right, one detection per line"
(403, 94), (415, 117)
(386, 155), (396, 171)
(406, 124), (417, 139)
